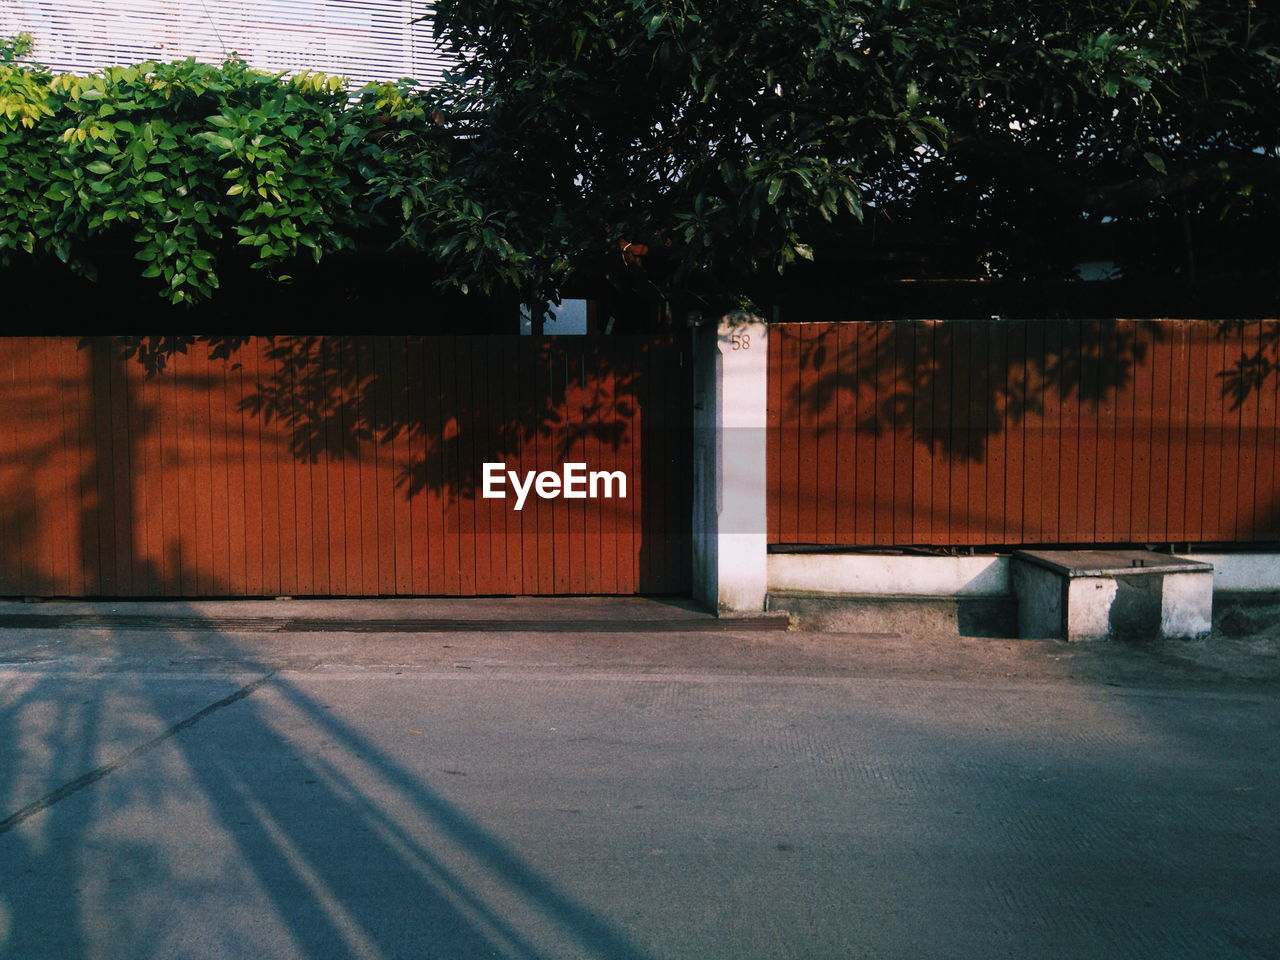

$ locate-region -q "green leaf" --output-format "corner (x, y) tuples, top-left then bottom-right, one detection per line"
(1143, 151), (1167, 175)
(86, 161), (112, 175)
(226, 183), (244, 196)
(842, 186), (863, 220)
(201, 133), (235, 152)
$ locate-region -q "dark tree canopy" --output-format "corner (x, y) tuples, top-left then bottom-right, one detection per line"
(426, 0), (1279, 316)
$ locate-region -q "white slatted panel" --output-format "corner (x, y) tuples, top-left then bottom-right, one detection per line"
(0, 0), (455, 87)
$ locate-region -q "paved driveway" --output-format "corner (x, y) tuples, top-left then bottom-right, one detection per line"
(1, 620), (1278, 960)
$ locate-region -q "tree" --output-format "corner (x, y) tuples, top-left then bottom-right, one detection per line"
(425, 0), (1279, 315)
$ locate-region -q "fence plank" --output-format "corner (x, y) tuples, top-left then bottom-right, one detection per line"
(1254, 324), (1280, 540)
(1229, 323), (1255, 541)
(948, 322), (973, 543)
(1165, 323), (1191, 542)
(54, 341), (83, 596)
(986, 322), (1010, 545)
(1149, 323), (1173, 542)
(892, 324), (914, 546)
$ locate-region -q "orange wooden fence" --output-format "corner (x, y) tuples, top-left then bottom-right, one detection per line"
(0, 335), (691, 597)
(768, 319), (1280, 546)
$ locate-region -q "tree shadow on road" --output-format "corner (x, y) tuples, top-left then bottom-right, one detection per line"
(0, 618), (656, 960)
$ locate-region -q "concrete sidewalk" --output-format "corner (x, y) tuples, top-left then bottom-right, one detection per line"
(0, 595), (1277, 687)
(0, 596), (713, 621)
(0, 596), (788, 634)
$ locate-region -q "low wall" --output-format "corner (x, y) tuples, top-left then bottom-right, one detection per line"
(1185, 554), (1280, 592)
(769, 552), (1280, 600)
(767, 554), (1010, 597)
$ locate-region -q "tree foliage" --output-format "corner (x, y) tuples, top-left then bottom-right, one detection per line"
(0, 53), (432, 302)
(429, 0), (1279, 298)
(1, 1), (1278, 314)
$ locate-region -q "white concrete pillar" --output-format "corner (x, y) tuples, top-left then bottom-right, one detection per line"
(692, 313), (769, 613)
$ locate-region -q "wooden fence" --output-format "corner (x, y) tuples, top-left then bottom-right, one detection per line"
(0, 335), (691, 597)
(768, 319), (1280, 547)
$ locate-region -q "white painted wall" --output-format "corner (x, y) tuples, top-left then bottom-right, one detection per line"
(768, 554), (1010, 597)
(1185, 554), (1280, 592)
(2, 0), (454, 88)
(768, 552), (1280, 600)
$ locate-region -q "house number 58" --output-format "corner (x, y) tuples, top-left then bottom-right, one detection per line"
(730, 332), (751, 350)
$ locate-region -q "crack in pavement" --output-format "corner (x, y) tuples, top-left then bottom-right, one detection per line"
(0, 671), (276, 836)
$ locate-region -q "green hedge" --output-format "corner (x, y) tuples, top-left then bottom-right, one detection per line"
(0, 43), (529, 305)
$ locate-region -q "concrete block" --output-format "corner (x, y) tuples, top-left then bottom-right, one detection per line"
(1012, 550), (1213, 642)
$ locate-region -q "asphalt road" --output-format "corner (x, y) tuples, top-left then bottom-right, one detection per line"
(1, 622), (1278, 960)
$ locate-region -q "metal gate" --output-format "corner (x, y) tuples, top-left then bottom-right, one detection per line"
(0, 335), (691, 597)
